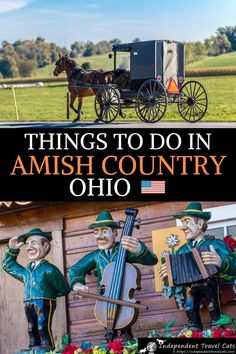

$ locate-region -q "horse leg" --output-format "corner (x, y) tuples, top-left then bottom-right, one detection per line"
(77, 97), (83, 120)
(78, 97), (84, 117)
(72, 97), (83, 123)
(70, 91), (79, 115)
(94, 90), (104, 123)
(119, 108), (126, 118)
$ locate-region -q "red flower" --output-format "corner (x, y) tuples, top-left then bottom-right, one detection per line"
(224, 235), (236, 252)
(107, 339), (124, 354)
(62, 343), (79, 354)
(192, 331), (204, 338)
(212, 328), (223, 338)
(223, 328), (236, 337)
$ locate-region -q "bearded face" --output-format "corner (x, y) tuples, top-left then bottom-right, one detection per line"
(26, 235), (50, 261)
(180, 216), (204, 241)
(93, 227), (116, 250)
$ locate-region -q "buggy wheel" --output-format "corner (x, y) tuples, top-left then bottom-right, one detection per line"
(178, 80), (208, 122)
(94, 87), (120, 123)
(135, 79), (167, 123)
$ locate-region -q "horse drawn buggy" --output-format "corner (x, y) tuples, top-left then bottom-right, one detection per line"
(54, 40), (208, 123)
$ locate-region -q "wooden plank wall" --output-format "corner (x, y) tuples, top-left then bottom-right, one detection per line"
(1, 201), (235, 352)
(63, 201), (236, 345)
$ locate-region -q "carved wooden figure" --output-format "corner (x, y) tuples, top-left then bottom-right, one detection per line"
(70, 209), (158, 341)
(2, 228), (70, 353)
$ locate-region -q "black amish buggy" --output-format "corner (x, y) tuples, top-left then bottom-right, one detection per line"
(94, 40), (208, 123)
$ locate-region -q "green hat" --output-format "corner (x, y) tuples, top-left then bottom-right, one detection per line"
(17, 228), (52, 243)
(88, 211), (120, 229)
(173, 202), (211, 221)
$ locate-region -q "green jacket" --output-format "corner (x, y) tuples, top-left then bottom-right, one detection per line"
(2, 246), (70, 301)
(176, 236), (236, 278)
(69, 241), (158, 288)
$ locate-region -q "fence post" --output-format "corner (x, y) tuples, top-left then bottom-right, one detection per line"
(66, 92), (70, 120)
(11, 86), (19, 120)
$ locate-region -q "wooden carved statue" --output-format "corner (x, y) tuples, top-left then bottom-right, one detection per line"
(69, 209), (158, 342)
(2, 228), (70, 353)
(159, 202), (236, 331)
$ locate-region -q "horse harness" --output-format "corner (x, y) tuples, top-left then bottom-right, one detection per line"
(68, 66), (109, 89)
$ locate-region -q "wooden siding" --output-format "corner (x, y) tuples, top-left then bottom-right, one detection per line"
(63, 201), (236, 345)
(0, 201), (235, 353)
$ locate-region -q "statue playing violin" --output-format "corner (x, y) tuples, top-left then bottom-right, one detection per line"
(69, 210), (158, 341)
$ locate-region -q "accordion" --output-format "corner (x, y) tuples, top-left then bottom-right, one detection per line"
(165, 246), (219, 286)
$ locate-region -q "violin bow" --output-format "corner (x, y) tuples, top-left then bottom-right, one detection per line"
(72, 290), (148, 310)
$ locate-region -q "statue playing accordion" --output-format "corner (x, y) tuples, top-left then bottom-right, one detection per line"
(165, 245), (218, 287)
(159, 202), (236, 331)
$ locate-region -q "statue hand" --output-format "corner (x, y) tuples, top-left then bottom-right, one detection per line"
(9, 236), (24, 250)
(122, 236), (142, 254)
(201, 245), (222, 268)
(158, 263), (168, 281)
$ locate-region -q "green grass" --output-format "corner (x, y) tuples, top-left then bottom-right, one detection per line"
(187, 51), (236, 69)
(0, 83), (67, 120)
(0, 76), (236, 122)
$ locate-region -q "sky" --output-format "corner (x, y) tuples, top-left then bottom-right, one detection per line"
(0, 0), (235, 48)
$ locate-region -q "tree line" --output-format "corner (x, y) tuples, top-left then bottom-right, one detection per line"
(0, 37), (67, 78)
(185, 26), (234, 64)
(0, 26), (236, 78)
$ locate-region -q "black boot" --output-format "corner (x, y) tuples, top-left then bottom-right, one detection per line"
(104, 329), (118, 342)
(186, 309), (203, 331)
(209, 310), (221, 328)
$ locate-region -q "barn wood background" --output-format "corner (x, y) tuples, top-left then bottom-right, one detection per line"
(0, 201), (235, 354)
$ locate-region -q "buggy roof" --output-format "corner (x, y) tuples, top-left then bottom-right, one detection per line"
(112, 40), (183, 52)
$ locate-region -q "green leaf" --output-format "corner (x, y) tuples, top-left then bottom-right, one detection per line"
(214, 314), (234, 326)
(81, 341), (93, 350)
(148, 330), (160, 337)
(61, 333), (70, 349)
(163, 320), (176, 332)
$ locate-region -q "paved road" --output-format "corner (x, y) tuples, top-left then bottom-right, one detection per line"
(0, 121), (236, 128)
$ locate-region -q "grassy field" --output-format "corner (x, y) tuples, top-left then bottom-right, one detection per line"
(187, 51), (236, 68)
(0, 76), (236, 121)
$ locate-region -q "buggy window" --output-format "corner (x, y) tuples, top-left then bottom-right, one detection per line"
(116, 52), (130, 70)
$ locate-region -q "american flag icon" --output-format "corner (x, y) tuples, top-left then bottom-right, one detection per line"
(141, 180), (165, 194)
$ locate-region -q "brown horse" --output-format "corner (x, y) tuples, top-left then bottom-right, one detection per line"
(53, 54), (112, 122)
